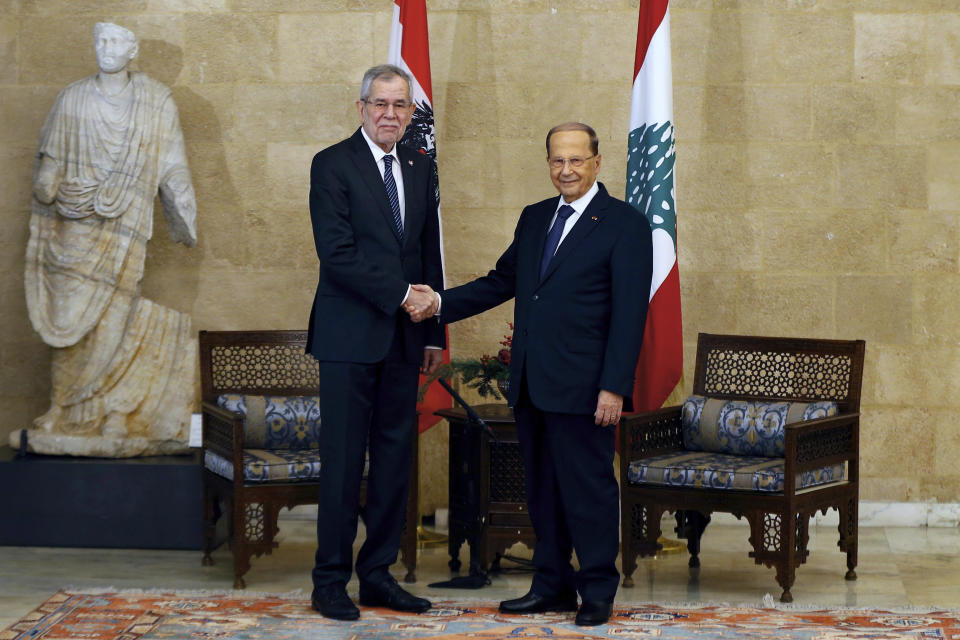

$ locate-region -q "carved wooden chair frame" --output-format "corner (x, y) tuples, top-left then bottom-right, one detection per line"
(619, 333), (865, 602)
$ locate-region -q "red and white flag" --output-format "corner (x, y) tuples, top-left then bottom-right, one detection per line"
(626, 0), (683, 411)
(389, 0), (451, 432)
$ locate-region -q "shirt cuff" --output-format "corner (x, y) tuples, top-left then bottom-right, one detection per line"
(399, 284), (411, 308)
(425, 345), (442, 350)
(435, 292), (442, 316)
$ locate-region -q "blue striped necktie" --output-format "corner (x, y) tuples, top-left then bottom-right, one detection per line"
(382, 154), (404, 241)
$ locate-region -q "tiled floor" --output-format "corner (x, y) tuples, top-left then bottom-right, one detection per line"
(2, 513), (959, 630)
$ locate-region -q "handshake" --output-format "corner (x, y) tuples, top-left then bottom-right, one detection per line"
(404, 284), (439, 323)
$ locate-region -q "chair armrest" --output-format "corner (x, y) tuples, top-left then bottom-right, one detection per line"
(783, 412), (860, 490)
(785, 412), (859, 465)
(620, 405), (684, 461)
(201, 401), (244, 463)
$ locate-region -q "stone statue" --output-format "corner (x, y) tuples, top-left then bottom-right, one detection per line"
(11, 23), (198, 457)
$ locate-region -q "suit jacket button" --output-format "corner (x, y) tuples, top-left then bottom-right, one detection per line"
(532, 294), (539, 301)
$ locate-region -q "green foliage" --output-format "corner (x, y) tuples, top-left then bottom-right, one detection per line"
(418, 323), (513, 402)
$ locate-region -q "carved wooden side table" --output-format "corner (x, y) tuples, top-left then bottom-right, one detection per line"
(435, 403), (535, 573)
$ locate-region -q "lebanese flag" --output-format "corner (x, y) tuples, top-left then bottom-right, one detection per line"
(389, 0), (451, 432)
(627, 0), (683, 412)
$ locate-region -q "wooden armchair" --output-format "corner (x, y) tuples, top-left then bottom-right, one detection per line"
(619, 333), (865, 602)
(199, 330), (419, 588)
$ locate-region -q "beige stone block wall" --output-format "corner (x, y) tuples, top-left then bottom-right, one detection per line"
(1, 1), (959, 515)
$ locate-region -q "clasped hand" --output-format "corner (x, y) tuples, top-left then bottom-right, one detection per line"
(404, 284), (438, 322)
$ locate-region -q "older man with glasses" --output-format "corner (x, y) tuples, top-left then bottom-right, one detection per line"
(306, 64), (444, 621)
(409, 122), (653, 626)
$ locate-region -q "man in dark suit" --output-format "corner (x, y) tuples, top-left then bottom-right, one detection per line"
(306, 64), (444, 621)
(411, 122), (652, 626)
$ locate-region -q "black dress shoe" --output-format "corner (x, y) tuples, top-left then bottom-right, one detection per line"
(575, 600), (613, 626)
(358, 576), (431, 613)
(499, 590), (578, 614)
(311, 583), (360, 621)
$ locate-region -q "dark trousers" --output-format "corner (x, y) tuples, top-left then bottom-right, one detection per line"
(311, 325), (420, 589)
(513, 382), (621, 603)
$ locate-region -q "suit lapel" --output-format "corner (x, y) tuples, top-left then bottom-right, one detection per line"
(531, 200), (557, 285)
(348, 129), (404, 245)
(538, 184), (609, 284)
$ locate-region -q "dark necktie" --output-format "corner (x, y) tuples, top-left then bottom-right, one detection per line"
(382, 154), (404, 241)
(540, 204), (575, 278)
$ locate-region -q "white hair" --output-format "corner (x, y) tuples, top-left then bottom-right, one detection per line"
(359, 64), (412, 102)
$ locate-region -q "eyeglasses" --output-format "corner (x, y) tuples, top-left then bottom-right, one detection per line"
(363, 100), (413, 113)
(548, 155), (596, 169)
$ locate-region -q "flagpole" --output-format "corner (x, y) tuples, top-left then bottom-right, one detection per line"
(389, 0), (453, 437)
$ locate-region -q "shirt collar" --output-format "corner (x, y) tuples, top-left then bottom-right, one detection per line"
(360, 126), (400, 165)
(556, 180), (600, 216)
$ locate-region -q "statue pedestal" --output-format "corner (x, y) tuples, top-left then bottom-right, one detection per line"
(0, 446), (220, 550)
(9, 428), (191, 457)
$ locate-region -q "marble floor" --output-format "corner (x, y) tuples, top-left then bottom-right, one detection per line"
(2, 512), (959, 630)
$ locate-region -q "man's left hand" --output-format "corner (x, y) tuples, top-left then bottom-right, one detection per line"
(594, 390), (623, 427)
(422, 348), (443, 375)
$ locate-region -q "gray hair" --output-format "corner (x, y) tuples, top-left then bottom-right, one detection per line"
(546, 122), (599, 157)
(359, 64), (412, 102)
(94, 22), (138, 45)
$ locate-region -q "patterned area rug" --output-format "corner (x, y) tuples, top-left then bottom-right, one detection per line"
(3, 591), (960, 640)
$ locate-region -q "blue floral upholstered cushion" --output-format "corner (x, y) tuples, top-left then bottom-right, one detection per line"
(217, 394), (321, 450)
(627, 451), (845, 493)
(206, 395), (323, 483)
(681, 395), (838, 458)
(204, 449), (321, 483)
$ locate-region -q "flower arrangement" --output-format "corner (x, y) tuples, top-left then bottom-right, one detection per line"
(420, 322), (513, 401)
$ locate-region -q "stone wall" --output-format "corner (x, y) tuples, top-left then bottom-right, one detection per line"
(1, 1), (958, 512)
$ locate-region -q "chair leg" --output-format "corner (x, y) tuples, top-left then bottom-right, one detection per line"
(621, 500), (663, 588)
(231, 500), (262, 590)
(748, 511), (797, 603)
(778, 512), (798, 603)
(401, 426), (419, 583)
(775, 564), (796, 603)
(838, 496), (859, 581)
(448, 531), (464, 572)
(201, 479), (218, 567)
(675, 511), (711, 569)
(400, 517), (417, 583)
(400, 438), (420, 583)
(620, 499), (639, 588)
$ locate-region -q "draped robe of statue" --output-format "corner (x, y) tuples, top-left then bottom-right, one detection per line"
(13, 71), (198, 457)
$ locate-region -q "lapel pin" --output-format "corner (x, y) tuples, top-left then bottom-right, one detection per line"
(407, 160), (414, 166)
(591, 216), (598, 221)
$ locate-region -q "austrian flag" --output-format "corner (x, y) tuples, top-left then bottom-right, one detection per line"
(388, 0), (451, 432)
(627, 0), (684, 411)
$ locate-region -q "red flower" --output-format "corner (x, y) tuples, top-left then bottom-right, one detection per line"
(497, 348), (511, 365)
(500, 324), (514, 349)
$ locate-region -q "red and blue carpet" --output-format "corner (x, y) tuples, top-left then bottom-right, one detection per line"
(3, 590), (959, 640)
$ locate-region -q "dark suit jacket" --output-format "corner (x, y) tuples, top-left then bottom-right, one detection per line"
(307, 128), (444, 364)
(441, 183), (652, 415)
